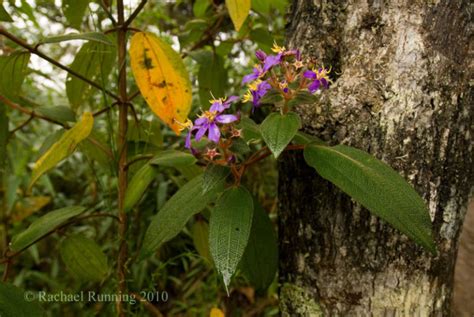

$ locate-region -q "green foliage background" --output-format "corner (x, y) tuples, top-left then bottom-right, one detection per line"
(0, 0), (288, 315)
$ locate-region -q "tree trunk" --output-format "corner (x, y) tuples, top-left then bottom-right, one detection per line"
(278, 0), (473, 316)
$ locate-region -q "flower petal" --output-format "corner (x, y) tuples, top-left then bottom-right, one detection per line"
(308, 79), (321, 93)
(321, 77), (329, 89)
(194, 117), (208, 126)
(303, 70), (316, 79)
(210, 102), (224, 112)
(225, 95), (239, 104)
(208, 123), (220, 143)
(255, 49), (267, 61)
(195, 125), (208, 141)
(185, 130), (193, 149)
(216, 114), (238, 124)
(262, 53), (282, 72)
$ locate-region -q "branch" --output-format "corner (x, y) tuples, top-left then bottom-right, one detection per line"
(124, 0), (148, 28)
(0, 26), (120, 102)
(99, 0), (117, 25)
(9, 114), (34, 135)
(1, 94), (113, 159)
(116, 0), (130, 316)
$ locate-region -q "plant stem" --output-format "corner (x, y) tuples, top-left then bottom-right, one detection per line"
(0, 27), (120, 102)
(116, 1), (129, 316)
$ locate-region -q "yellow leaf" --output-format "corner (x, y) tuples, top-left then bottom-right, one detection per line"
(210, 307), (225, 317)
(129, 32), (192, 134)
(28, 112), (94, 190)
(226, 0), (250, 32)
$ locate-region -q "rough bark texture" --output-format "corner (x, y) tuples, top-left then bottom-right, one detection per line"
(278, 1), (473, 316)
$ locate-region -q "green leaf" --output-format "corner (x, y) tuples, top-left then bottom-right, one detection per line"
(62, 0), (90, 29)
(59, 234), (108, 282)
(35, 106), (76, 123)
(240, 199), (278, 291)
(237, 117), (261, 142)
(197, 51), (228, 106)
(287, 90), (319, 107)
(303, 144), (436, 253)
(193, 0), (210, 17)
(10, 206), (86, 252)
(177, 164), (203, 181)
(249, 27), (273, 52)
(66, 41), (115, 109)
(258, 89), (283, 104)
(28, 112), (94, 190)
(0, 3), (13, 22)
(260, 112), (301, 158)
(251, 0), (271, 14)
(124, 164), (158, 213)
(202, 164), (230, 194)
(149, 150), (197, 168)
(209, 186), (253, 291)
(141, 175), (226, 258)
(191, 220), (212, 262)
(0, 52), (30, 101)
(127, 119), (163, 147)
(292, 131), (325, 145)
(226, 0), (251, 31)
(0, 283), (44, 317)
(38, 32), (113, 46)
(229, 138), (251, 154)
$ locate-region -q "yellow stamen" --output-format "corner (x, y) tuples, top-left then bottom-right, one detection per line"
(199, 110), (218, 121)
(174, 118), (193, 131)
(248, 79), (262, 91)
(242, 91), (252, 103)
(272, 42), (286, 53)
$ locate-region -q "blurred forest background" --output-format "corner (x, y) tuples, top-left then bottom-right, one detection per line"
(0, 0), (472, 316)
(0, 0), (288, 315)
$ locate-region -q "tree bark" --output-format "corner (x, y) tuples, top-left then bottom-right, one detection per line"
(279, 0), (473, 316)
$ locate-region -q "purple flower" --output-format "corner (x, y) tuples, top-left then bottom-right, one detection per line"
(304, 67), (330, 93)
(242, 53), (283, 85)
(262, 53), (282, 73)
(242, 66), (263, 85)
(243, 80), (272, 110)
(209, 95), (239, 112)
(255, 49), (267, 62)
(185, 110), (239, 149)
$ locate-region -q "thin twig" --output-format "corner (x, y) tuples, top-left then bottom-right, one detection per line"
(124, 0), (148, 28)
(93, 101), (119, 117)
(99, 0), (117, 25)
(124, 154), (154, 170)
(0, 26), (120, 101)
(1, 94), (113, 159)
(127, 90), (141, 102)
(9, 114), (34, 136)
(116, 0), (130, 316)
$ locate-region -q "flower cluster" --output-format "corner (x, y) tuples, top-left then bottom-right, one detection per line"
(182, 96), (241, 161)
(242, 43), (331, 111)
(181, 43), (332, 164)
